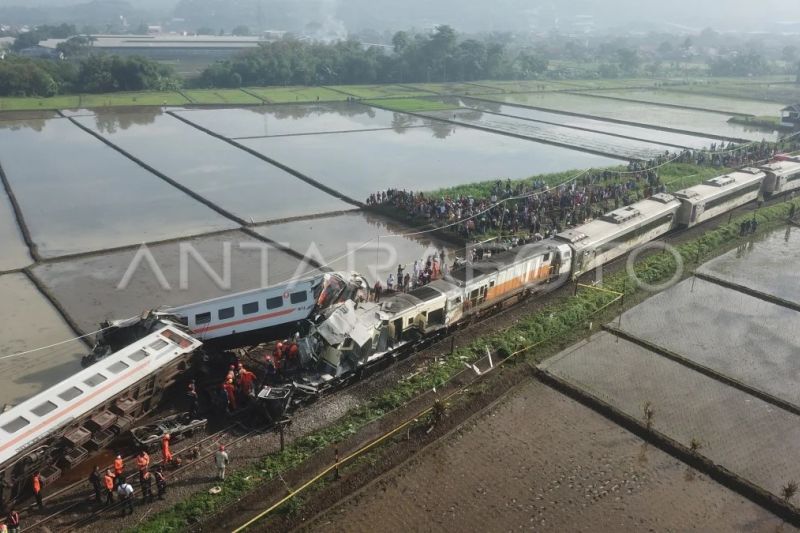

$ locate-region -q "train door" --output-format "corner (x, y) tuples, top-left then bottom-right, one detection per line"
(393, 317), (403, 342)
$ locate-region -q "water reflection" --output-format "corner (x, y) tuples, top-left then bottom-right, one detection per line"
(92, 107), (162, 134)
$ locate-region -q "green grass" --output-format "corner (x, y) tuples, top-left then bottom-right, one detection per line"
(78, 91), (190, 107)
(423, 162), (723, 201)
(404, 82), (504, 95)
(0, 95), (81, 111)
(181, 89), (262, 105)
(328, 84), (437, 99)
(243, 86), (348, 103)
(470, 80), (573, 93)
(132, 193), (800, 533)
(365, 97), (460, 113)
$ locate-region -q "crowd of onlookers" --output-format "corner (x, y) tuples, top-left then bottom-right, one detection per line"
(367, 141), (800, 240)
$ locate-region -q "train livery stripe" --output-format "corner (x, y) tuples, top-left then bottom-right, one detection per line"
(0, 360), (150, 455)
(486, 264), (552, 301)
(193, 307), (297, 334)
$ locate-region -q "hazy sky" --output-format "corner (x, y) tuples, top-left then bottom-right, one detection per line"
(8, 0), (800, 32)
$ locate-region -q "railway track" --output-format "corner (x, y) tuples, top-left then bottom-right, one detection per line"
(22, 421), (246, 532)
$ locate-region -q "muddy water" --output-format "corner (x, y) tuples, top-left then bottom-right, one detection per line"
(173, 102), (428, 139)
(486, 92), (779, 141)
(613, 277), (800, 406)
(0, 188), (31, 271)
(31, 230), (315, 332)
(240, 126), (623, 201)
(463, 98), (716, 149)
(0, 117), (236, 258)
(255, 211), (458, 284)
(75, 111), (350, 223)
(542, 332), (800, 502)
(424, 108), (673, 160)
(697, 226), (800, 306)
(0, 273), (85, 407)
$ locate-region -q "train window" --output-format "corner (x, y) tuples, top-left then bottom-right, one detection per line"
(242, 301), (259, 315)
(290, 291), (307, 304)
(108, 361), (129, 375)
(149, 339), (168, 351)
(58, 387), (83, 401)
(1, 416), (29, 434)
(266, 296), (283, 310)
(32, 401), (57, 417)
(219, 307), (235, 320)
(195, 312), (211, 325)
(543, 253), (550, 261)
(489, 281), (495, 288)
(84, 373), (107, 387)
(129, 350), (147, 362)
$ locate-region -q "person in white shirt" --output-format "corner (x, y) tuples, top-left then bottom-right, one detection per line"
(117, 480), (134, 515)
(215, 445), (229, 481)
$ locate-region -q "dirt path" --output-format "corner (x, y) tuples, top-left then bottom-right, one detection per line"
(303, 381), (792, 533)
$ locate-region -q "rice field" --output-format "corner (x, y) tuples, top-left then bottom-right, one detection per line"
(0, 95), (81, 111)
(78, 91), (190, 107)
(582, 89), (785, 117)
(366, 97), (460, 113)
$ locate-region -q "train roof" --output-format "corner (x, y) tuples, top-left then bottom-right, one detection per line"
(760, 160), (800, 178)
(556, 193), (680, 251)
(0, 325), (201, 467)
(673, 168), (765, 204)
(449, 239), (563, 284)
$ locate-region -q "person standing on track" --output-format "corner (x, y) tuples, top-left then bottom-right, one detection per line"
(136, 450), (150, 474)
(117, 480), (134, 516)
(31, 472), (43, 510)
(5, 509), (19, 533)
(88, 466), (103, 502)
(113, 455), (124, 486)
(214, 445), (229, 481)
(103, 469), (115, 505)
(154, 467), (167, 500)
(161, 434), (173, 465)
(140, 470), (153, 503)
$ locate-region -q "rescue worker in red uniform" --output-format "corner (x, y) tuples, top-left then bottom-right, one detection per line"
(6, 508), (19, 533)
(223, 379), (237, 411)
(286, 342), (300, 371)
(238, 366), (256, 398)
(161, 434), (173, 465)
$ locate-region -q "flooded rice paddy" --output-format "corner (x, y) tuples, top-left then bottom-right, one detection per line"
(541, 225), (800, 503)
(462, 98), (717, 149)
(74, 111), (350, 223)
(254, 211), (457, 284)
(240, 125), (623, 201)
(0, 117), (236, 258)
(423, 107), (674, 159)
(582, 89), (786, 117)
(697, 226), (800, 306)
(0, 189), (31, 271)
(0, 273), (85, 408)
(486, 92), (779, 141)
(173, 102), (428, 139)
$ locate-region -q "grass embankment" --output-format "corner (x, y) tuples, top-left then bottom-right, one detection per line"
(425, 162), (725, 200)
(365, 97), (460, 113)
(0, 91), (190, 110)
(243, 86), (348, 104)
(729, 115), (789, 131)
(328, 84), (436, 99)
(132, 183), (800, 532)
(181, 89), (263, 105)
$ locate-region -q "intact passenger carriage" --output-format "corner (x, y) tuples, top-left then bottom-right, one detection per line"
(761, 160), (800, 196)
(674, 169), (766, 227)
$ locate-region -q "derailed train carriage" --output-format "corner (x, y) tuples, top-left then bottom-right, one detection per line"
(0, 325), (201, 508)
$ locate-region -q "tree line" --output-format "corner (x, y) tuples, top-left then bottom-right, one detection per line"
(197, 26), (548, 88)
(0, 55), (181, 97)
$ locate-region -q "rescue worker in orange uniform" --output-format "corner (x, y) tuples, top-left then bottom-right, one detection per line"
(31, 472), (43, 509)
(103, 469), (115, 505)
(286, 342), (300, 371)
(113, 455), (124, 485)
(136, 450), (150, 473)
(161, 434), (173, 465)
